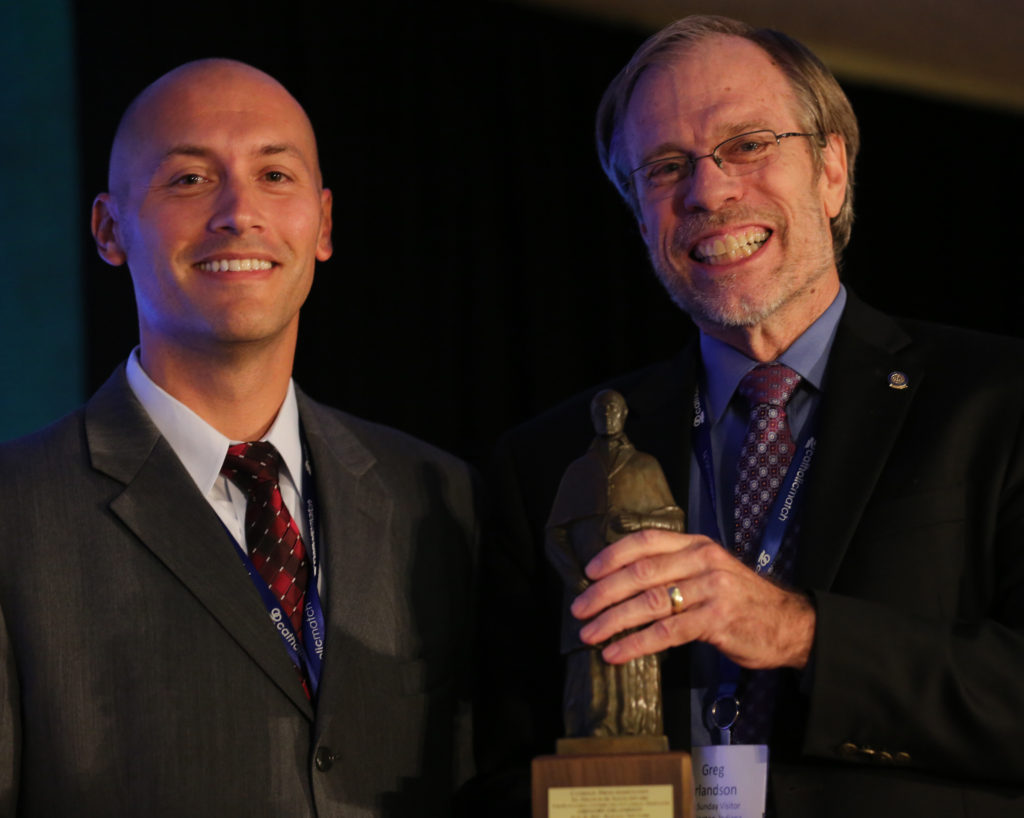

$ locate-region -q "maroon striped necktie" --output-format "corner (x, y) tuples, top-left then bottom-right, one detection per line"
(221, 441), (309, 636)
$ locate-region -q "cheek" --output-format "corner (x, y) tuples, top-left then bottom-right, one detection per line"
(283, 196), (327, 233)
(287, 217), (324, 256)
(129, 210), (189, 260)
(639, 202), (673, 247)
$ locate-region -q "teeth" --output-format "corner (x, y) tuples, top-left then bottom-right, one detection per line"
(198, 258), (273, 272)
(693, 229), (769, 264)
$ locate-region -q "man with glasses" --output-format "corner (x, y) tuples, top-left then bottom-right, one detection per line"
(477, 14), (1024, 816)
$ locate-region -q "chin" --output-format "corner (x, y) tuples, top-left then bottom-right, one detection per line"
(654, 262), (778, 329)
(682, 292), (781, 329)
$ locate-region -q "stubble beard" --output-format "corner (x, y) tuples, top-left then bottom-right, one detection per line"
(651, 252), (786, 329)
(648, 205), (834, 332)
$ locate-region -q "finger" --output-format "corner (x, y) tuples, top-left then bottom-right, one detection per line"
(573, 536), (722, 619)
(572, 549), (685, 620)
(600, 605), (713, 664)
(584, 529), (709, 582)
(602, 581), (817, 670)
(579, 578), (703, 645)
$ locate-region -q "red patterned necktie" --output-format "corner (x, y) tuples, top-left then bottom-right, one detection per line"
(732, 362), (802, 562)
(729, 362), (801, 745)
(221, 441), (309, 637)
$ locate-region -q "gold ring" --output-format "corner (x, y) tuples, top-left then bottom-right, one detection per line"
(667, 585), (684, 615)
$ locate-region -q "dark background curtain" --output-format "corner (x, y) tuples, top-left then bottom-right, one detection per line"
(75, 0), (1023, 465)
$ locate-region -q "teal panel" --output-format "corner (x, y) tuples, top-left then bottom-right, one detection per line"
(0, 0), (83, 441)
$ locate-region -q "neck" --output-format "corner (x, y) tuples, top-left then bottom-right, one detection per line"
(139, 334), (296, 441)
(708, 324), (801, 363)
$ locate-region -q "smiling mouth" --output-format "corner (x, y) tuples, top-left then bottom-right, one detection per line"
(691, 228), (770, 265)
(197, 258), (274, 272)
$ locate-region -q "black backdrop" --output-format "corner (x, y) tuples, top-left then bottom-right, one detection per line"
(76, 0), (1023, 465)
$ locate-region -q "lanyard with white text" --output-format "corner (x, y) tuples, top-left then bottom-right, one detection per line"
(692, 385), (817, 742)
(234, 444), (326, 696)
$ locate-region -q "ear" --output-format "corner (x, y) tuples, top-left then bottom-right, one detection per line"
(819, 133), (848, 220)
(316, 187), (333, 261)
(91, 193), (127, 266)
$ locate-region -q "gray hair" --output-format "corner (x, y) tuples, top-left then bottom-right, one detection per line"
(596, 15), (860, 261)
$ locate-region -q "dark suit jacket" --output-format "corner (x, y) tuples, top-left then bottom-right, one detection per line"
(0, 366), (479, 817)
(474, 294), (1024, 816)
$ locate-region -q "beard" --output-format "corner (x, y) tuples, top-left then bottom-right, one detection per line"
(651, 251), (787, 328)
(647, 203), (834, 331)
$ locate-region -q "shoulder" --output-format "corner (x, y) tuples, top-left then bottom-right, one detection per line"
(296, 389), (479, 518)
(299, 390), (472, 476)
(902, 319), (1024, 372)
(842, 292), (1024, 375)
(0, 406), (89, 486)
(832, 296), (1024, 456)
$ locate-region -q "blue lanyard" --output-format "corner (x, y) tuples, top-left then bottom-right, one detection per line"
(692, 385), (817, 742)
(233, 446), (326, 696)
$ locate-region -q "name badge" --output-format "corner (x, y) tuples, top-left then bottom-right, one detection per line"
(691, 745), (768, 818)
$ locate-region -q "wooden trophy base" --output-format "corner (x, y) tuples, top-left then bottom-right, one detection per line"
(532, 736), (693, 818)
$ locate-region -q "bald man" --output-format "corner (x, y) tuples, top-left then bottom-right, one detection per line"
(0, 60), (477, 817)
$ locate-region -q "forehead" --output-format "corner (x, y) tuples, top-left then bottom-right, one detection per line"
(113, 67), (318, 188)
(623, 35), (801, 161)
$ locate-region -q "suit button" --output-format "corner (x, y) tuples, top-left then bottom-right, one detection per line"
(877, 751), (893, 764)
(838, 742), (858, 758)
(315, 747), (337, 771)
(895, 752), (912, 764)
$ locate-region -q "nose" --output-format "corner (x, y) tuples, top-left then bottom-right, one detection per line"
(208, 176), (263, 235)
(678, 156), (741, 213)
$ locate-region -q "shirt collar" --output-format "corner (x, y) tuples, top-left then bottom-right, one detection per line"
(698, 285), (847, 422)
(125, 348), (305, 497)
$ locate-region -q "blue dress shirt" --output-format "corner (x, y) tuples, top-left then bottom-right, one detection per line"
(686, 285), (847, 745)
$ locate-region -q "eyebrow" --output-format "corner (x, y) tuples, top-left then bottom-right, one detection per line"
(160, 143), (305, 162)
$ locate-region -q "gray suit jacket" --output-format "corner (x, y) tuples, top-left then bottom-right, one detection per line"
(0, 366), (479, 817)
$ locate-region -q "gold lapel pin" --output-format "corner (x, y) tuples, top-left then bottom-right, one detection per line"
(888, 371), (909, 390)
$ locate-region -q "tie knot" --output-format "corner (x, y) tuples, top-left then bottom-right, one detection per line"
(221, 440), (282, 493)
(737, 363), (802, 408)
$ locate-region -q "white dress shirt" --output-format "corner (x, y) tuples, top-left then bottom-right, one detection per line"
(125, 349), (310, 552)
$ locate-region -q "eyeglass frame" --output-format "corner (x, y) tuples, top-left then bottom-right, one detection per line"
(629, 129), (822, 192)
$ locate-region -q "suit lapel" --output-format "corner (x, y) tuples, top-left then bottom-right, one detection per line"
(297, 395), (401, 744)
(298, 395), (396, 653)
(86, 368), (314, 718)
(797, 295), (923, 590)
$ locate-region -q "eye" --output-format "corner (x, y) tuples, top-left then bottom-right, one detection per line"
(720, 133), (775, 162)
(645, 158), (688, 184)
(173, 172), (207, 186)
(263, 169), (292, 183)
(737, 140), (769, 154)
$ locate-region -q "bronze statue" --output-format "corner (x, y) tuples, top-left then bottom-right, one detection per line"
(545, 389), (685, 738)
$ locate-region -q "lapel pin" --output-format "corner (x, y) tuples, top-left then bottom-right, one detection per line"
(888, 371), (909, 390)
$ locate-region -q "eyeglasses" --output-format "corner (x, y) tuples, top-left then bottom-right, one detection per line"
(630, 130), (821, 193)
